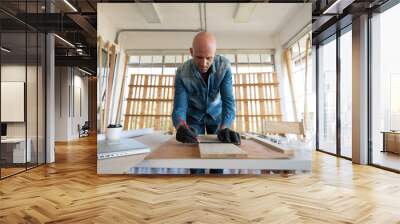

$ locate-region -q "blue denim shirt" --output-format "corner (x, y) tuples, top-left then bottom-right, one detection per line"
(172, 55), (236, 131)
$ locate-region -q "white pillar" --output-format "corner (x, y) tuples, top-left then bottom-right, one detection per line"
(352, 14), (369, 164)
(46, 32), (55, 163)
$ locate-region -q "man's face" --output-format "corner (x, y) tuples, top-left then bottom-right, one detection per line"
(190, 47), (215, 73)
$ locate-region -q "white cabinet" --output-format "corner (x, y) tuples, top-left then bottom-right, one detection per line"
(1, 138), (32, 163)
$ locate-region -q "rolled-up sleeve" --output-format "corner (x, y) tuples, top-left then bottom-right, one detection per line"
(220, 67), (236, 128)
(172, 70), (188, 128)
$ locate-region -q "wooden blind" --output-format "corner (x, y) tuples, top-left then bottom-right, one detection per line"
(232, 72), (282, 133)
(124, 72), (282, 133)
(124, 74), (175, 132)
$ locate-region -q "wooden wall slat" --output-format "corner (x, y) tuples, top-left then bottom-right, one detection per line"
(124, 72), (282, 133)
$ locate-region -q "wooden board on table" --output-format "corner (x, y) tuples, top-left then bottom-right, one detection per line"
(199, 143), (247, 159)
(263, 121), (304, 135)
(245, 134), (294, 156)
(145, 138), (200, 159)
(144, 136), (292, 159)
(197, 135), (221, 143)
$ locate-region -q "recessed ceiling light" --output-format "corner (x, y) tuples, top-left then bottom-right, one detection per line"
(63, 0), (78, 12)
(78, 67), (92, 76)
(1, 47), (11, 53)
(54, 34), (75, 48)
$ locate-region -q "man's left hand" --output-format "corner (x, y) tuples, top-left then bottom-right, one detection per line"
(217, 128), (241, 145)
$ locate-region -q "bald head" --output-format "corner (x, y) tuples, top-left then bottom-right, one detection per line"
(192, 32), (217, 51)
(190, 32), (217, 73)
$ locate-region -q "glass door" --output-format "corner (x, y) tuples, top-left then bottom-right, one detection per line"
(317, 36), (337, 155)
(339, 27), (353, 159)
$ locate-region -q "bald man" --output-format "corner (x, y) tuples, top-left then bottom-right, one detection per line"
(172, 32), (241, 146)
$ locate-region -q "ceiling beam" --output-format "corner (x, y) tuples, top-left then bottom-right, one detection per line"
(233, 3), (257, 23)
(136, 3), (162, 23)
(323, 0), (356, 14)
(55, 55), (96, 70)
(67, 13), (97, 38)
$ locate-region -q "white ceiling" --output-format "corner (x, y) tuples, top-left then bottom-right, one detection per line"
(99, 3), (307, 37)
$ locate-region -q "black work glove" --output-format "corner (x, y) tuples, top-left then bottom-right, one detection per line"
(176, 125), (198, 143)
(217, 128), (241, 145)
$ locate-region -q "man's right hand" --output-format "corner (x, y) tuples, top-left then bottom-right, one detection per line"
(176, 125), (198, 143)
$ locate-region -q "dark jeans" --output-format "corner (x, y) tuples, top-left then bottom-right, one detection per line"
(189, 169), (223, 174)
(187, 114), (219, 135)
(188, 115), (223, 175)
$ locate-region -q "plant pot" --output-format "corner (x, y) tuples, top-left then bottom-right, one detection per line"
(106, 127), (123, 141)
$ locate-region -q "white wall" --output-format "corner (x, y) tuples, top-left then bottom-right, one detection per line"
(1, 64), (46, 163)
(1, 65), (37, 137)
(119, 31), (276, 50)
(273, 4), (312, 122)
(55, 67), (69, 141)
(275, 4), (312, 47)
(97, 4), (118, 44)
(55, 67), (89, 141)
(97, 7), (126, 128)
(72, 73), (89, 137)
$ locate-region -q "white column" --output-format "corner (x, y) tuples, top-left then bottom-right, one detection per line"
(352, 14), (369, 164)
(46, 32), (55, 163)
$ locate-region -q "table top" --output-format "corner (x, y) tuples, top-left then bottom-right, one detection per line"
(1, 137), (29, 143)
(381, 131), (400, 134)
(145, 137), (292, 160)
(132, 133), (311, 161)
(98, 133), (312, 172)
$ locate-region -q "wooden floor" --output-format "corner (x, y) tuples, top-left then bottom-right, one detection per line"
(1, 135), (400, 223)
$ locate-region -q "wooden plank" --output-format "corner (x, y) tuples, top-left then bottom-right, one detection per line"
(199, 143), (248, 159)
(145, 137), (290, 159)
(97, 37), (103, 131)
(154, 75), (164, 130)
(303, 35), (311, 133)
(116, 54), (129, 126)
(168, 76), (175, 132)
(197, 135), (221, 143)
(242, 75), (250, 132)
(245, 134), (294, 156)
(272, 72), (282, 121)
(103, 44), (117, 130)
(123, 75), (135, 129)
(257, 73), (266, 133)
(284, 49), (298, 122)
(139, 75), (149, 128)
(262, 121), (304, 135)
(101, 42), (111, 133)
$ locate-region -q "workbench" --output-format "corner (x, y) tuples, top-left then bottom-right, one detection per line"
(97, 132), (312, 174)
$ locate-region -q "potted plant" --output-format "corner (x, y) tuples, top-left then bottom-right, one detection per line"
(106, 123), (123, 141)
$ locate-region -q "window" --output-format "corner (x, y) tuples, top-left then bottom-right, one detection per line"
(371, 3), (400, 171)
(288, 33), (314, 140)
(123, 51), (277, 133)
(0, 3), (46, 179)
(340, 28), (352, 158)
(318, 36), (337, 154)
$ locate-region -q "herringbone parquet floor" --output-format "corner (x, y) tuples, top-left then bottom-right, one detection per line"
(1, 135), (400, 224)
